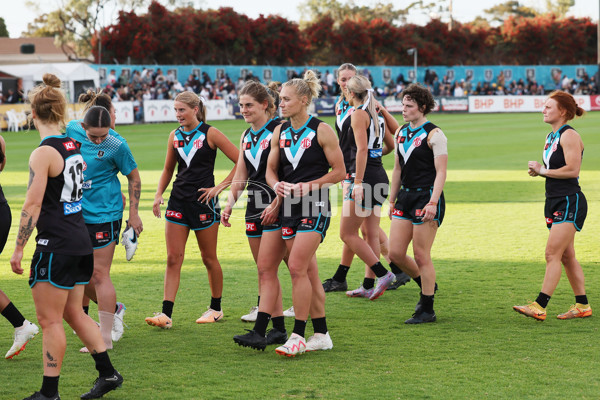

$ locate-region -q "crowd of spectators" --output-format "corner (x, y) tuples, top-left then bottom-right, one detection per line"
(2, 67), (599, 113)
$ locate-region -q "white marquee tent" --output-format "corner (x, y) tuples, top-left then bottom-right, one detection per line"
(0, 62), (99, 102)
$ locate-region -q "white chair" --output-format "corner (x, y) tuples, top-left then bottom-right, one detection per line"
(15, 110), (28, 130)
(6, 110), (20, 132)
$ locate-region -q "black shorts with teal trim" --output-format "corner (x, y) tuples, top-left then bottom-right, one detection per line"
(281, 213), (330, 242)
(392, 187), (445, 226)
(343, 167), (389, 209)
(166, 196), (220, 230)
(86, 219), (122, 249)
(245, 216), (282, 238)
(29, 251), (94, 289)
(545, 192), (587, 231)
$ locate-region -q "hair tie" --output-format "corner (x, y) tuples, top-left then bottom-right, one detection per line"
(365, 89), (374, 108)
(198, 95), (207, 104)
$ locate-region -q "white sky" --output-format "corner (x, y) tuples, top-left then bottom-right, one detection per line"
(2, 0), (598, 38)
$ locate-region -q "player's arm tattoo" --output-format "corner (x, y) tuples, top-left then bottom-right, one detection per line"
(16, 210), (34, 247)
(129, 180), (141, 211)
(27, 165), (35, 189)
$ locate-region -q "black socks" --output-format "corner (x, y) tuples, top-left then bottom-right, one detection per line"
(389, 262), (403, 275)
(41, 375), (59, 397)
(575, 295), (588, 305)
(1, 302), (26, 328)
(210, 297), (222, 312)
(162, 300), (174, 318)
(271, 316), (286, 332)
(363, 278), (375, 290)
(91, 351), (115, 378)
(312, 317), (327, 334)
(332, 264), (350, 282)
(536, 292), (551, 308)
(293, 319), (307, 338)
(369, 262), (388, 278)
(254, 312), (271, 337)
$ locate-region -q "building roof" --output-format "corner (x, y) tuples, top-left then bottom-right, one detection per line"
(0, 37), (70, 64)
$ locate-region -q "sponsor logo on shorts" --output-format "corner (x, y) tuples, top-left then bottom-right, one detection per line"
(193, 139), (203, 149)
(553, 211), (564, 220)
(260, 139), (269, 150)
(96, 231), (109, 240)
(40, 267), (47, 277)
(546, 217), (553, 224)
(301, 218), (313, 225)
(246, 222), (257, 231)
(166, 210), (182, 219)
(301, 138), (312, 149)
(82, 180), (92, 189)
(415, 208), (424, 217)
(63, 141), (76, 151)
(63, 200), (82, 215)
(199, 214), (208, 221)
(37, 239), (49, 246)
(282, 227), (294, 236)
(392, 209), (403, 217)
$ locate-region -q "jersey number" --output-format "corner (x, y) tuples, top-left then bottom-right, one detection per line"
(61, 155), (84, 202)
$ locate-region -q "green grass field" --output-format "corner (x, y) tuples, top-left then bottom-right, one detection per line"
(0, 112), (599, 399)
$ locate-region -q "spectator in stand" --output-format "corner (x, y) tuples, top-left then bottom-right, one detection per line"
(397, 72), (407, 86)
(326, 70), (334, 95)
(432, 76), (441, 96)
(200, 86), (210, 100)
(133, 94), (143, 122)
(107, 69), (117, 87)
(132, 70), (142, 91)
(464, 76), (473, 94)
(496, 71), (505, 89)
(453, 81), (464, 97)
(155, 69), (166, 86)
(166, 69), (176, 84)
(117, 70), (128, 89)
(561, 74), (570, 91)
(201, 72), (212, 88)
(442, 72), (452, 88)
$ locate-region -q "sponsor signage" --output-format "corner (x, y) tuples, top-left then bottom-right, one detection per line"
(144, 99), (234, 122)
(590, 95), (600, 111)
(113, 101), (134, 124)
(469, 95), (591, 113)
(313, 98), (336, 116)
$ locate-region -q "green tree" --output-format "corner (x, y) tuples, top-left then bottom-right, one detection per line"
(484, 1), (538, 23)
(298, 0), (428, 26)
(546, 0), (575, 17)
(23, 0), (152, 59)
(0, 17), (8, 37)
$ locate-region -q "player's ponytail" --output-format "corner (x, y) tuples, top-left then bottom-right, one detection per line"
(283, 70), (321, 107)
(549, 90), (585, 121)
(79, 89), (113, 113)
(347, 75), (380, 137)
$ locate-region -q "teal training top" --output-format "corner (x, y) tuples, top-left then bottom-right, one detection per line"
(65, 119), (137, 224)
